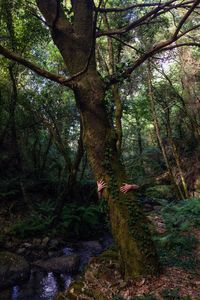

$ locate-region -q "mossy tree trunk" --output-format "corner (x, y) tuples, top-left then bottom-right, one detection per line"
(36, 0), (159, 279)
(75, 72), (159, 278)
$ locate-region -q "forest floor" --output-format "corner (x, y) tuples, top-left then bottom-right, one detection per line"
(61, 211), (200, 300)
(1, 197), (200, 299)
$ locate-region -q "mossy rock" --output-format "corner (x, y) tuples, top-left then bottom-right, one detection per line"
(145, 185), (174, 199)
(0, 251), (30, 288)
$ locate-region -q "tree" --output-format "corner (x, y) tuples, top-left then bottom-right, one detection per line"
(0, 0), (200, 279)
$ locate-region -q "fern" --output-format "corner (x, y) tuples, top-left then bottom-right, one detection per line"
(61, 203), (106, 238)
(154, 198), (200, 272)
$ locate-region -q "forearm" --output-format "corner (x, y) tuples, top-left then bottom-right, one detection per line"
(98, 191), (102, 199)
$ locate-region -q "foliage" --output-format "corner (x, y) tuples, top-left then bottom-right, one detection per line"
(161, 288), (180, 299)
(60, 202), (107, 239)
(154, 198), (200, 272)
(145, 185), (174, 200)
(33, 199), (55, 216)
(10, 200), (56, 238)
(0, 177), (21, 200)
(160, 198), (200, 230)
(130, 295), (156, 300)
(112, 296), (124, 300)
(10, 199), (107, 239)
(10, 214), (53, 239)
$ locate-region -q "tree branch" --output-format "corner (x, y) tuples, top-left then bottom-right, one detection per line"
(176, 23), (200, 39)
(0, 0), (103, 87)
(173, 0), (200, 39)
(0, 45), (76, 88)
(107, 22), (200, 87)
(36, 0), (72, 32)
(96, 0), (195, 37)
(160, 42), (200, 51)
(109, 35), (144, 54)
(96, 1), (174, 13)
(59, 0), (103, 81)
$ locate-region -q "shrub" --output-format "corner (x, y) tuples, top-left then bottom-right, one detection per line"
(154, 198), (200, 272)
(131, 295), (156, 300)
(10, 199), (55, 238)
(145, 185), (174, 200)
(61, 203), (107, 239)
(161, 288), (180, 299)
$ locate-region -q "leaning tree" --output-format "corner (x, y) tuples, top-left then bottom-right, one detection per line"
(0, 0), (199, 279)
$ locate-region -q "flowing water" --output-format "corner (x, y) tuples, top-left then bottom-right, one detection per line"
(0, 234), (113, 300)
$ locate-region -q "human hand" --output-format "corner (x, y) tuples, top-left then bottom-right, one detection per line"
(97, 179), (107, 193)
(120, 183), (139, 193)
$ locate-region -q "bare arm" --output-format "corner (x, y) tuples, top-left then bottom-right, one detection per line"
(120, 183), (140, 193)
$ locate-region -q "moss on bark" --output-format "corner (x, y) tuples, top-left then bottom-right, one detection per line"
(74, 73), (159, 279)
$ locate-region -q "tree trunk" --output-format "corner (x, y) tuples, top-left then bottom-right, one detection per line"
(52, 120), (84, 226)
(9, 65), (30, 206)
(134, 108), (145, 174)
(37, 0), (159, 279)
(165, 108), (189, 198)
(74, 71), (159, 278)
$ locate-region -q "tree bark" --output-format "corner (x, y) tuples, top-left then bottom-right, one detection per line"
(165, 108), (189, 198)
(36, 0), (159, 279)
(74, 71), (158, 278)
(9, 65), (30, 206)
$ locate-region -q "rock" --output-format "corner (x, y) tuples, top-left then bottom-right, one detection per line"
(80, 241), (102, 253)
(49, 239), (59, 249)
(32, 254), (80, 273)
(47, 250), (63, 258)
(23, 242), (32, 248)
(16, 248), (26, 255)
(41, 237), (49, 248)
(32, 238), (41, 247)
(5, 241), (13, 249)
(0, 251), (30, 289)
(28, 250), (46, 261)
(48, 251), (56, 258)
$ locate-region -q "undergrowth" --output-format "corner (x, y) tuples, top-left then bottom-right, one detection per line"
(153, 198), (200, 273)
(10, 199), (107, 239)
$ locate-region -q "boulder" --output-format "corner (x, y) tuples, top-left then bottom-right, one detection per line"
(32, 254), (80, 273)
(32, 238), (41, 247)
(41, 237), (50, 248)
(80, 241), (102, 253)
(23, 242), (32, 248)
(0, 251), (30, 289)
(16, 248), (26, 255)
(49, 239), (59, 249)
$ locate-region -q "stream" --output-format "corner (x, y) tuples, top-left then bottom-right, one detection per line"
(0, 234), (113, 300)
